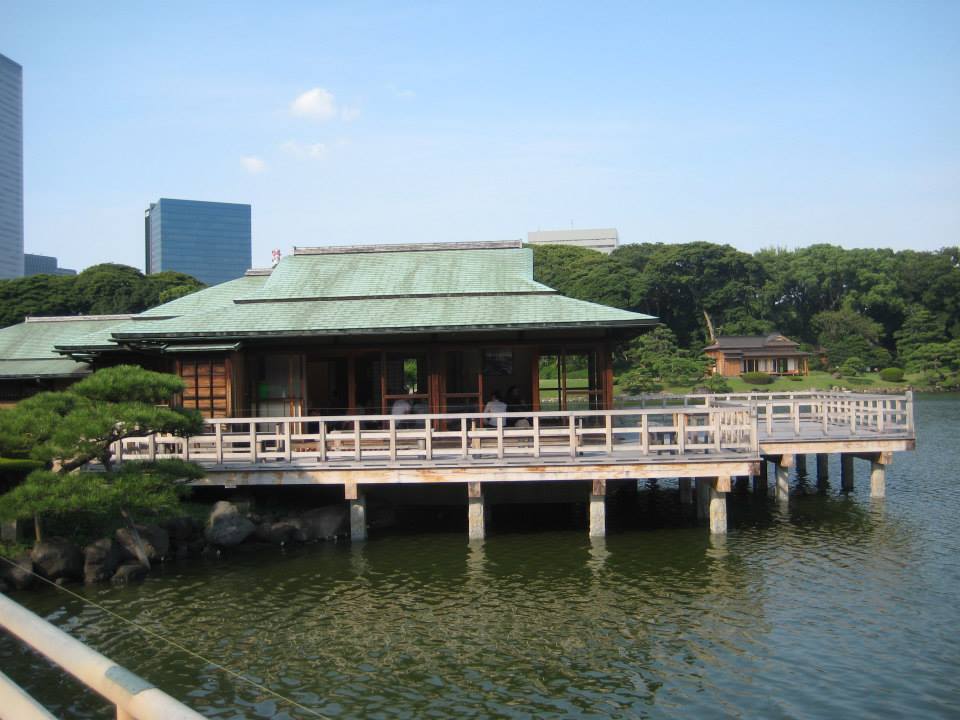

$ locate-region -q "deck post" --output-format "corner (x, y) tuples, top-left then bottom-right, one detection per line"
(816, 453), (829, 488)
(795, 454), (807, 476)
(775, 455), (792, 503)
(709, 477), (729, 535)
(695, 477), (709, 520)
(467, 482), (485, 540)
(841, 454), (854, 492)
(345, 483), (366, 541)
(870, 454), (888, 498)
(678, 477), (692, 505)
(589, 479), (606, 538)
(753, 460), (768, 495)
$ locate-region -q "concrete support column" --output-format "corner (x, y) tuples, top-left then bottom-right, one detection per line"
(709, 477), (730, 535)
(345, 482), (367, 541)
(816, 454), (830, 488)
(870, 455), (888, 498)
(589, 479), (606, 538)
(776, 455), (792, 503)
(753, 461), (768, 495)
(467, 481), (485, 540)
(841, 454), (854, 492)
(679, 477), (692, 505)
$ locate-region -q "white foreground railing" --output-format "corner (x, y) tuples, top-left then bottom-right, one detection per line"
(114, 406), (758, 467)
(0, 593), (203, 720)
(620, 391), (914, 438)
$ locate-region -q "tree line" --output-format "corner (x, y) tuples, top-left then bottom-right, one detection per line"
(532, 242), (960, 385)
(0, 264), (205, 329)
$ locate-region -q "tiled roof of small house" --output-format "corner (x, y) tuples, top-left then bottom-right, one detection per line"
(704, 333), (804, 353)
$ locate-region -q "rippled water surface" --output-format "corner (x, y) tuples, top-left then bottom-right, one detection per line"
(3, 395), (960, 718)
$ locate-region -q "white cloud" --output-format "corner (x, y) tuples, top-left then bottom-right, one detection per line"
(281, 140), (328, 159)
(241, 156), (266, 174)
(290, 87), (338, 120)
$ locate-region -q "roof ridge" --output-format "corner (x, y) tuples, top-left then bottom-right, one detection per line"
(25, 314), (135, 323)
(293, 240), (522, 256)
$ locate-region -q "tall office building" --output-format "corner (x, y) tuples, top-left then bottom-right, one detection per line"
(144, 198), (251, 286)
(24, 253), (76, 276)
(0, 53), (24, 279)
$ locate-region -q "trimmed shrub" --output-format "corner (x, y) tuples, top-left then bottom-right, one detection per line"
(741, 372), (773, 385)
(879, 367), (904, 382)
(788, 375), (804, 381)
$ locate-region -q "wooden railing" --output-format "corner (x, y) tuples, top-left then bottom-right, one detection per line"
(619, 391), (915, 438)
(113, 406), (758, 467)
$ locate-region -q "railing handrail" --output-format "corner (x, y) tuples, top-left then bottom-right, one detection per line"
(0, 593), (203, 720)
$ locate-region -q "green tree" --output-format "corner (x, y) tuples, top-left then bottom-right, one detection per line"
(812, 307), (890, 369)
(894, 306), (946, 358)
(621, 326), (710, 387)
(0, 366), (204, 542)
(0, 264), (206, 329)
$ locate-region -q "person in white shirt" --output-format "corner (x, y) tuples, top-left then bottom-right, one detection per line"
(484, 391), (507, 427)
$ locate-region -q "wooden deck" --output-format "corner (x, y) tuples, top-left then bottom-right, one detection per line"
(113, 391), (914, 484)
(109, 391), (914, 537)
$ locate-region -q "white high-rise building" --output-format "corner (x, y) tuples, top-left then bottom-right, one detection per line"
(527, 228), (619, 254)
(0, 53), (24, 279)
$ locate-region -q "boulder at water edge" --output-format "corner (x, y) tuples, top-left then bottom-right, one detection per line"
(204, 501), (256, 547)
(0, 553), (34, 590)
(31, 538), (83, 582)
(83, 538), (124, 584)
(111, 562), (148, 584)
(115, 524), (170, 563)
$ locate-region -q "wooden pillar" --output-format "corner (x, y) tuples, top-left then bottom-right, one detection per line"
(345, 483), (366, 541)
(679, 477), (692, 505)
(870, 455), (888, 498)
(841, 454), (854, 492)
(816, 454), (829, 488)
(709, 477), (730, 535)
(589, 479), (606, 537)
(776, 455), (792, 503)
(753, 460), (768, 495)
(695, 477), (709, 520)
(467, 481), (485, 540)
(795, 454), (807, 476)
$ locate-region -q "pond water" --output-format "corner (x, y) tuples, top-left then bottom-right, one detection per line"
(2, 395), (959, 719)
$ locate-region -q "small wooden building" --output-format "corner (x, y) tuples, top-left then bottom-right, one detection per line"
(704, 333), (810, 377)
(55, 241), (657, 417)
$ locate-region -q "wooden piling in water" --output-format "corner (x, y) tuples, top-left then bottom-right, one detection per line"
(841, 455), (854, 492)
(679, 477), (692, 505)
(816, 454), (829, 488)
(709, 477), (729, 535)
(776, 455), (792, 503)
(467, 481), (485, 540)
(589, 479), (606, 538)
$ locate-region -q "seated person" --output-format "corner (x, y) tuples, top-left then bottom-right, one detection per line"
(484, 391), (508, 427)
(506, 385), (531, 428)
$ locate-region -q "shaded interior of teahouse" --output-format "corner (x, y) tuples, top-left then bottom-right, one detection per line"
(171, 335), (615, 420)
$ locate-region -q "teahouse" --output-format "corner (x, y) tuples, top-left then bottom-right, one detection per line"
(56, 241), (658, 417)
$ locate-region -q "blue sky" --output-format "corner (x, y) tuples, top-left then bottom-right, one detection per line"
(3, 1), (958, 272)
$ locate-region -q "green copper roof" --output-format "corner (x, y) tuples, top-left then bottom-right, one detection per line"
(0, 316), (131, 377)
(63, 243), (657, 349)
(114, 293), (652, 340)
(240, 248), (550, 301)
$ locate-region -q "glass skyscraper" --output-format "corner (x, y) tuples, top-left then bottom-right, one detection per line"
(0, 53), (24, 279)
(144, 198), (252, 286)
